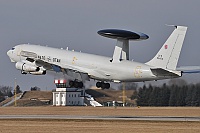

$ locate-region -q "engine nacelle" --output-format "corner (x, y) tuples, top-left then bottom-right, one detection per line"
(30, 70), (46, 75)
(15, 62), (39, 72)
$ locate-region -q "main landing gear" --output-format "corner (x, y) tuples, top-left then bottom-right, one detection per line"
(69, 80), (83, 88)
(96, 82), (110, 89)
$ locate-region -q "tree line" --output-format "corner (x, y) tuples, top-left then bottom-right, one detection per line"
(135, 83), (200, 106)
(0, 85), (22, 102)
(0, 85), (42, 103)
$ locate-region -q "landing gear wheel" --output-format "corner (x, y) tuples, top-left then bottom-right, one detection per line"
(101, 83), (106, 90)
(105, 83), (110, 89)
(69, 80), (83, 88)
(74, 81), (79, 88)
(69, 80), (74, 87)
(96, 82), (101, 88)
(78, 82), (83, 88)
(96, 82), (110, 89)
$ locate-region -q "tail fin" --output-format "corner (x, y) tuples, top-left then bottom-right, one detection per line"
(146, 25), (187, 70)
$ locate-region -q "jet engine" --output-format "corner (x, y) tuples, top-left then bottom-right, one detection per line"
(15, 62), (39, 72)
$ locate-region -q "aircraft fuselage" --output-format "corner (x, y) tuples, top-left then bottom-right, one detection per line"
(7, 44), (174, 83)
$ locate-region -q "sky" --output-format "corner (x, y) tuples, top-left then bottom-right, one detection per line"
(1, 0), (200, 91)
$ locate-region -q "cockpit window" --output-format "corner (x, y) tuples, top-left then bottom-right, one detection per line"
(11, 47), (15, 50)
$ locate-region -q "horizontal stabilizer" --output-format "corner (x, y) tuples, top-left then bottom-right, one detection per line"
(151, 68), (181, 77)
(176, 66), (200, 73)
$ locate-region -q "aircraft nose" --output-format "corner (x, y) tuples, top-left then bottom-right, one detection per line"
(7, 50), (11, 57)
(7, 50), (15, 62)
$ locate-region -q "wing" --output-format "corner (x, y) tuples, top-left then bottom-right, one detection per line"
(62, 64), (109, 81)
(30, 58), (90, 81)
(28, 57), (109, 81)
(22, 49), (111, 81)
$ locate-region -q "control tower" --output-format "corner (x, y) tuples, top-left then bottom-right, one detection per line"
(52, 79), (84, 106)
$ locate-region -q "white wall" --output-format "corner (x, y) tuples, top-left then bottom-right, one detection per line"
(53, 90), (84, 106)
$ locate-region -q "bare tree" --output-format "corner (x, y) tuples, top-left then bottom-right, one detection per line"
(30, 86), (41, 91)
(13, 85), (22, 94)
(0, 85), (13, 97)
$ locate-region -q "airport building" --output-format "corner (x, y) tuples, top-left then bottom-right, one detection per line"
(52, 79), (84, 106)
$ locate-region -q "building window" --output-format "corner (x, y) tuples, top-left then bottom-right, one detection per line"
(69, 94), (70, 97)
(75, 94), (76, 97)
(56, 94), (58, 97)
(56, 83), (66, 88)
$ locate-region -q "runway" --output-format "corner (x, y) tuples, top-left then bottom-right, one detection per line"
(0, 115), (200, 122)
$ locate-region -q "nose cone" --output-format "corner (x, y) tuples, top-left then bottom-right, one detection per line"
(7, 50), (11, 57)
(7, 50), (15, 62)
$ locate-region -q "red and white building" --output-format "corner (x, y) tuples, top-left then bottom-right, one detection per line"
(52, 79), (84, 106)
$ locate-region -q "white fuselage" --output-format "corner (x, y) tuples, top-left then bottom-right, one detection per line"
(7, 44), (179, 82)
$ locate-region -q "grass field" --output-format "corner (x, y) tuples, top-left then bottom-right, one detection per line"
(0, 107), (200, 133)
(0, 106), (200, 116)
(0, 119), (200, 133)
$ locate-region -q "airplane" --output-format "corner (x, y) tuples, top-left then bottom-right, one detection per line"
(7, 25), (196, 89)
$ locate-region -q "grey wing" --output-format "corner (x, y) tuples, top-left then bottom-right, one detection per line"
(27, 57), (90, 81)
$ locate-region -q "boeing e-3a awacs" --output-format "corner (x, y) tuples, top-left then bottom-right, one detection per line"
(7, 25), (194, 89)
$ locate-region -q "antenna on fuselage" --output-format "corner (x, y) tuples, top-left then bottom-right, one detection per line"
(97, 29), (149, 62)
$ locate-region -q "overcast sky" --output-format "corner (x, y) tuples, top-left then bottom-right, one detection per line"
(1, 0), (200, 90)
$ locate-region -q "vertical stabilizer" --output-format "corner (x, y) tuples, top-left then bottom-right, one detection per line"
(146, 26), (187, 70)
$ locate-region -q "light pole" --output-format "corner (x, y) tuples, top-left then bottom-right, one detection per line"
(122, 82), (125, 107)
(14, 78), (17, 107)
